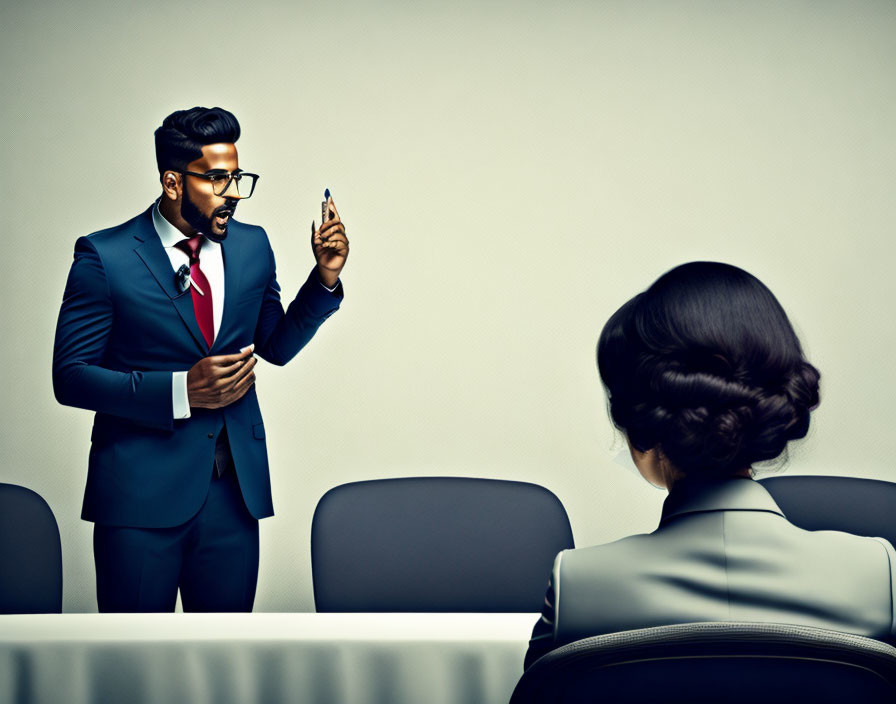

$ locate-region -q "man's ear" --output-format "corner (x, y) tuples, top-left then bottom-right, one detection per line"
(161, 171), (180, 200)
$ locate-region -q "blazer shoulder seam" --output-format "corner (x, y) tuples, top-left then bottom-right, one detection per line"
(76, 235), (113, 301)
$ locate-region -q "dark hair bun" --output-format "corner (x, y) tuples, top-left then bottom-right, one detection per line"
(598, 262), (820, 477)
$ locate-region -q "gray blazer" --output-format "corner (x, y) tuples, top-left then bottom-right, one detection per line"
(525, 477), (896, 669)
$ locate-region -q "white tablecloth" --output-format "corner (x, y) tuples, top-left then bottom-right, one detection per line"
(0, 612), (536, 704)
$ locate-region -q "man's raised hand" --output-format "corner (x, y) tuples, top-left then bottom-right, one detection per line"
(312, 196), (349, 288)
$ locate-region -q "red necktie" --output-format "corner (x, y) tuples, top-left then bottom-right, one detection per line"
(175, 236), (214, 348)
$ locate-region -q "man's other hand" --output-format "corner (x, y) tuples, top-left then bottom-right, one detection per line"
(187, 345), (256, 409)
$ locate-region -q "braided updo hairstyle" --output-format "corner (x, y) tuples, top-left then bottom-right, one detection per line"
(597, 262), (820, 478)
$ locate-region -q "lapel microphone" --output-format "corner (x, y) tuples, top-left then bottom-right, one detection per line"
(175, 264), (191, 293)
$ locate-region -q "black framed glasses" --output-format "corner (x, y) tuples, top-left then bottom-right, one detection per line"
(181, 170), (259, 198)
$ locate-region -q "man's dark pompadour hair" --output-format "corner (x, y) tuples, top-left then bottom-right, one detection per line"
(154, 106), (241, 175)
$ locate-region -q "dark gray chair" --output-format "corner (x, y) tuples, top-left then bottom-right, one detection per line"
(759, 475), (896, 545)
(311, 477), (574, 612)
(511, 621), (896, 704)
(0, 482), (62, 613)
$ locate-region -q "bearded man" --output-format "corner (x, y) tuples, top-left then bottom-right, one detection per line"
(53, 106), (348, 612)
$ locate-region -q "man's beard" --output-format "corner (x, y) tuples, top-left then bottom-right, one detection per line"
(180, 187), (237, 243)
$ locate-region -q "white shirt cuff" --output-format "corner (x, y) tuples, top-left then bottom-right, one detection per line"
(173, 371), (191, 419)
(320, 279), (339, 293)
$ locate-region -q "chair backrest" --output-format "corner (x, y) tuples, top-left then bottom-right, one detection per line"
(511, 621), (896, 704)
(0, 483), (62, 613)
(311, 476), (574, 612)
(759, 475), (896, 546)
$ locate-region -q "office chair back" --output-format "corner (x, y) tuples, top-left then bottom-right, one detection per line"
(311, 476), (574, 612)
(0, 482), (62, 613)
(759, 475), (896, 546)
(511, 621), (896, 704)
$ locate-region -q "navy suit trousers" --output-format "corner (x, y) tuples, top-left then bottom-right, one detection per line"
(93, 463), (259, 613)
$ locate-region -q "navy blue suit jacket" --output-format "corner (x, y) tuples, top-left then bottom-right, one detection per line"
(53, 205), (342, 528)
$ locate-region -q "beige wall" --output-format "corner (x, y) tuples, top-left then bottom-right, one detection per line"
(2, 0), (894, 612)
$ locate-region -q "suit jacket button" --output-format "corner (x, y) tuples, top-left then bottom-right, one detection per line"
(208, 433), (214, 438)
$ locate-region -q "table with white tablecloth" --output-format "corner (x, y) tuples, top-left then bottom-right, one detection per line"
(0, 612), (537, 704)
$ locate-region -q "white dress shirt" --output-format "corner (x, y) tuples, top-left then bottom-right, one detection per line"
(152, 200), (225, 419)
(151, 199), (339, 419)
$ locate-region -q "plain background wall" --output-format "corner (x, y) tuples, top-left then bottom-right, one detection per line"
(1, 0), (894, 613)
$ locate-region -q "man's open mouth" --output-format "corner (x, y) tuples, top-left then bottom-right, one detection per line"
(214, 210), (234, 228)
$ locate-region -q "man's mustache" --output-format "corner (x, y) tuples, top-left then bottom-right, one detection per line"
(214, 202), (237, 217)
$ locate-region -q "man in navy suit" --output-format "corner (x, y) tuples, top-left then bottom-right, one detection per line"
(52, 106), (349, 612)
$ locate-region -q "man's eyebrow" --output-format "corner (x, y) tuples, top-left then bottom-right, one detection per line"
(203, 168), (243, 175)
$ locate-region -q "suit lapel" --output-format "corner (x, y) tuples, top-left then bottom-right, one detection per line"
(214, 226), (244, 352)
(131, 207), (209, 354)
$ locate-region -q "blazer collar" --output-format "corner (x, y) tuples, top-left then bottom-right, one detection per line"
(131, 203), (247, 355)
(659, 477), (786, 527)
(217, 222), (244, 351)
(132, 204), (208, 353)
